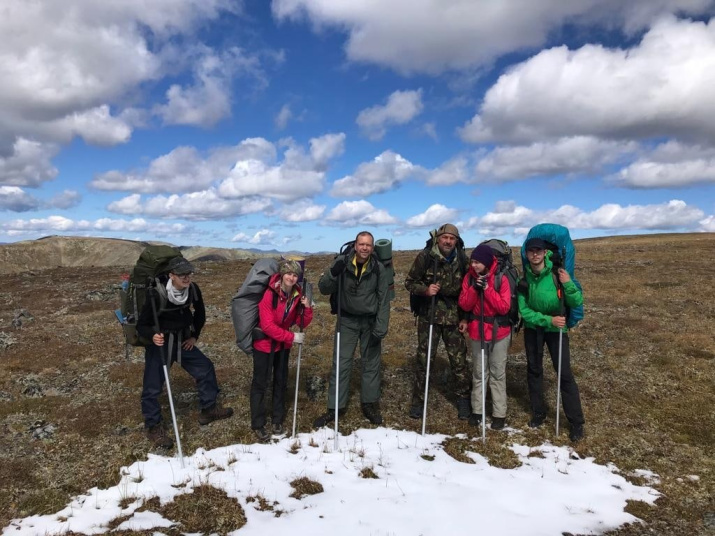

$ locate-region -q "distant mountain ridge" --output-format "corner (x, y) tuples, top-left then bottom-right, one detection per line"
(0, 236), (279, 275)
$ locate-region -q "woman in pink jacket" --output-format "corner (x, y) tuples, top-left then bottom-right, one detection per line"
(251, 260), (313, 442)
(458, 245), (512, 430)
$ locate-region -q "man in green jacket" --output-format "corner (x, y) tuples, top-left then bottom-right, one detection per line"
(519, 237), (585, 442)
(405, 224), (471, 421)
(313, 231), (391, 428)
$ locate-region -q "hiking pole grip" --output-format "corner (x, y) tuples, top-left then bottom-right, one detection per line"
(421, 257), (439, 436)
(149, 285), (185, 468)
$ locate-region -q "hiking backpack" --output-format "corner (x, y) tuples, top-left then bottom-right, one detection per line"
(329, 238), (395, 315)
(230, 258), (314, 356)
(478, 238), (521, 332)
(117, 245), (195, 347)
(409, 230), (468, 316)
(520, 223), (584, 328)
(230, 258), (279, 356)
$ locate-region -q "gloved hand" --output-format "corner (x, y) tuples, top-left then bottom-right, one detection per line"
(293, 332), (305, 344)
(330, 257), (346, 277)
(472, 275), (486, 290)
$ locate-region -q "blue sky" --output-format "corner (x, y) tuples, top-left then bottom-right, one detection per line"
(1, 0), (714, 252)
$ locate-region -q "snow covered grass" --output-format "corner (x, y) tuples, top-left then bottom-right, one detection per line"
(4, 427), (659, 536)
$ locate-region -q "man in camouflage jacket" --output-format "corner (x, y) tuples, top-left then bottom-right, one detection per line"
(405, 223), (471, 421)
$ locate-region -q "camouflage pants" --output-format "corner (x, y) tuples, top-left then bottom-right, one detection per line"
(412, 317), (470, 404)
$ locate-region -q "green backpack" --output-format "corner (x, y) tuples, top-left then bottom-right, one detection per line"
(118, 245), (190, 347)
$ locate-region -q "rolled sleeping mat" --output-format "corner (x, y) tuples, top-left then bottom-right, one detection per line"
(374, 238), (395, 301)
(281, 255), (306, 283)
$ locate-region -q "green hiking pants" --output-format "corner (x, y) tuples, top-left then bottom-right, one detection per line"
(327, 314), (382, 410)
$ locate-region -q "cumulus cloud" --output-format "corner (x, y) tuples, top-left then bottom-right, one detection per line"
(0, 0), (239, 149)
(475, 137), (638, 182)
(279, 200), (326, 222)
(325, 200), (398, 226)
(232, 229), (277, 245)
(356, 90), (423, 140)
(47, 190), (82, 209)
(425, 156), (470, 186)
(459, 17), (715, 145)
(607, 141), (715, 188)
(272, 0), (711, 74)
(0, 138), (59, 187)
(1, 215), (187, 235)
(108, 190), (272, 220)
(0, 186), (40, 212)
(275, 104), (293, 130)
(331, 151), (418, 197)
(310, 133), (345, 169)
(700, 215), (715, 231)
(466, 199), (705, 235)
(406, 204), (461, 228)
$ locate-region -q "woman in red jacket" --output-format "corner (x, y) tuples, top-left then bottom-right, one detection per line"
(458, 245), (512, 430)
(251, 260), (313, 442)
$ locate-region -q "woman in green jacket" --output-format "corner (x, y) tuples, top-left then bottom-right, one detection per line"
(518, 238), (585, 442)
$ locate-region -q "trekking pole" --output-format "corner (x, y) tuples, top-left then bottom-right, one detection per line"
(334, 270), (343, 449)
(421, 258), (439, 436)
(555, 278), (566, 437)
(149, 286), (184, 468)
(479, 287), (486, 443)
(291, 291), (306, 439)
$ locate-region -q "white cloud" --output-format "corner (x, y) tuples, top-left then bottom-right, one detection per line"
(459, 17), (715, 145)
(608, 141), (715, 188)
(356, 90), (423, 140)
(700, 215), (715, 231)
(406, 204), (461, 228)
(0, 186), (40, 212)
(47, 190), (82, 209)
(468, 199), (705, 235)
(232, 229), (277, 245)
(476, 137), (637, 181)
(331, 151), (418, 197)
(310, 133), (345, 169)
(275, 104), (293, 130)
(1, 215), (187, 234)
(156, 47), (264, 128)
(0, 138), (59, 187)
(0, 0), (239, 149)
(325, 200), (398, 226)
(279, 200), (326, 222)
(425, 156), (470, 186)
(272, 0), (711, 74)
(219, 159), (325, 202)
(108, 190), (273, 220)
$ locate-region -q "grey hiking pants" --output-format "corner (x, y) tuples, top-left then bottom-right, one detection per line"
(327, 313), (382, 410)
(470, 336), (509, 419)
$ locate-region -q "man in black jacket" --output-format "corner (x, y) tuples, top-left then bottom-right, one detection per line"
(137, 257), (233, 448)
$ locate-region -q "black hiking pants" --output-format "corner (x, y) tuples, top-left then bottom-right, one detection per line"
(141, 342), (220, 428)
(524, 328), (585, 426)
(250, 347), (290, 430)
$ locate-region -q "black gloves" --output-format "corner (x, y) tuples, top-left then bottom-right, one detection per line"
(330, 257), (346, 277)
(472, 275), (486, 290)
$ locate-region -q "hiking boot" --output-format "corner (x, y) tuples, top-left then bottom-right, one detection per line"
(491, 417), (506, 430)
(146, 424), (173, 449)
(362, 402), (383, 425)
(272, 422), (285, 436)
(457, 397), (471, 420)
(198, 403), (234, 425)
(529, 413), (546, 428)
(408, 403), (423, 420)
(312, 409), (341, 429)
(569, 424), (585, 442)
(468, 413), (482, 427)
(253, 427), (270, 443)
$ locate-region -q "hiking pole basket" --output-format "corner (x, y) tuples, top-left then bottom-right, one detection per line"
(149, 285), (185, 468)
(421, 257), (439, 436)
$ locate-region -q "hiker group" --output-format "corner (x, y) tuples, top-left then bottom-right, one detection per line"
(119, 222), (585, 452)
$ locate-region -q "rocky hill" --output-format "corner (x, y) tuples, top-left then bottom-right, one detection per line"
(0, 236), (268, 275)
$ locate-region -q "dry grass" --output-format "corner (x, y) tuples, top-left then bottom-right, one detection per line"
(0, 233), (713, 535)
(289, 477), (324, 499)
